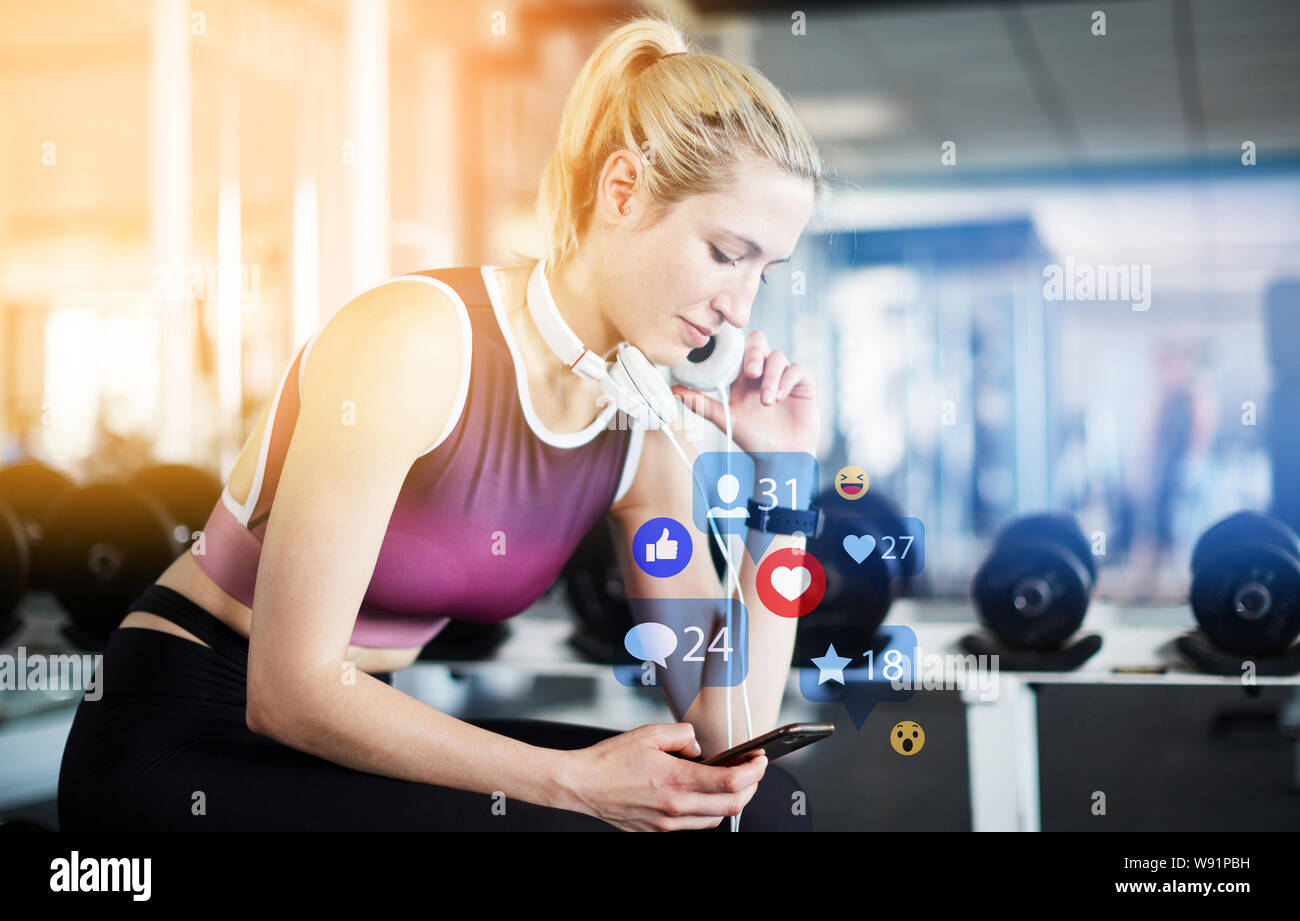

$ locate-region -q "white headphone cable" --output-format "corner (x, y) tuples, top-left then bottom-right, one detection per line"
(659, 388), (757, 833)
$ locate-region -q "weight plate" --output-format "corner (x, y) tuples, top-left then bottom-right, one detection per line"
(994, 513), (1096, 585)
(812, 486), (916, 586)
(563, 517), (634, 664)
(0, 462), (76, 590)
(809, 515), (894, 630)
(0, 500), (30, 631)
(44, 482), (183, 647)
(973, 541), (1091, 650)
(1190, 539), (1300, 656)
(1190, 511), (1300, 577)
(127, 464), (222, 547)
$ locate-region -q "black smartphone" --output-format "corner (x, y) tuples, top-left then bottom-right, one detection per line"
(701, 721), (835, 767)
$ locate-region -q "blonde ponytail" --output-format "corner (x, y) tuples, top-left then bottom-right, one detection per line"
(536, 16), (826, 272)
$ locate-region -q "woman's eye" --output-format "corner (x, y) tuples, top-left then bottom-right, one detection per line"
(710, 245), (739, 267)
(712, 244), (767, 285)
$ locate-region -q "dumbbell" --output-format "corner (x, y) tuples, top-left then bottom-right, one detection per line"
(793, 487), (917, 665)
(972, 514), (1097, 650)
(564, 516), (636, 664)
(1189, 511), (1300, 657)
(0, 462), (78, 642)
(0, 462), (77, 592)
(809, 488), (916, 625)
(0, 500), (29, 642)
(417, 618), (511, 662)
(45, 464), (221, 648)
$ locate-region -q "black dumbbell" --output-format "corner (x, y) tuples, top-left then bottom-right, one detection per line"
(1189, 511), (1300, 657)
(127, 464), (222, 549)
(564, 516), (635, 664)
(0, 500), (30, 642)
(972, 514), (1097, 650)
(44, 465), (222, 648)
(0, 462), (77, 591)
(417, 619), (511, 662)
(807, 488), (915, 622)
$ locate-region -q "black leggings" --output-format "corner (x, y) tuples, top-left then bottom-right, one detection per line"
(57, 585), (809, 831)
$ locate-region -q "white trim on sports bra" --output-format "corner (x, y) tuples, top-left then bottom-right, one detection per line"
(299, 275), (473, 459)
(480, 264), (620, 449)
(612, 424), (646, 504)
(221, 346), (300, 526)
(220, 267), (644, 527)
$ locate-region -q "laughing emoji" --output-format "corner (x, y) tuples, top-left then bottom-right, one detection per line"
(890, 721), (925, 755)
(835, 465), (869, 500)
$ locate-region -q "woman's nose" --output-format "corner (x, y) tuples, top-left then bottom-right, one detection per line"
(713, 289), (754, 330)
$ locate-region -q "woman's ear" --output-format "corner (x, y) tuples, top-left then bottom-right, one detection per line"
(595, 149), (644, 225)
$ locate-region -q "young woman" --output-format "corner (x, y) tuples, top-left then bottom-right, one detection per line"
(58, 17), (826, 832)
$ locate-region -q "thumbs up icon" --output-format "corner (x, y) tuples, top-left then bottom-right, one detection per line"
(646, 528), (678, 562)
(633, 517), (692, 578)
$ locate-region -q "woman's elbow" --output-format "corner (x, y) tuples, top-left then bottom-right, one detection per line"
(244, 681), (283, 738)
(244, 667), (314, 741)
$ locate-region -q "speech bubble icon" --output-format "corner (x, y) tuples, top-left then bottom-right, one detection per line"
(624, 622), (678, 669)
(613, 599), (749, 714)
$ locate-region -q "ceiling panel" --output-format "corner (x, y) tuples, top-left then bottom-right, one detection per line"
(727, 0), (1300, 179)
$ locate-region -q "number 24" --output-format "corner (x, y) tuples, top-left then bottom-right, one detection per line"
(683, 626), (732, 662)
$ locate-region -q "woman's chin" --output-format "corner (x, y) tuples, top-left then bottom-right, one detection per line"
(636, 341), (686, 368)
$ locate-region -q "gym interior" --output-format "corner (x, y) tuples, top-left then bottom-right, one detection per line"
(2, 0), (1299, 837)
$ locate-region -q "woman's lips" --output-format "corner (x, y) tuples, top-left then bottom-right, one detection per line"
(680, 317), (711, 347)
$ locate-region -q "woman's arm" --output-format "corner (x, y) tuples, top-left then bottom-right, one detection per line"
(244, 279), (566, 803)
(610, 422), (798, 758)
(243, 280), (761, 828)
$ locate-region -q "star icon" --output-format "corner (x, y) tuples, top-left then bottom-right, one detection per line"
(810, 643), (853, 686)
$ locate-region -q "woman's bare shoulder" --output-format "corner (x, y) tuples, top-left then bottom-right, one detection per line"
(299, 277), (472, 459)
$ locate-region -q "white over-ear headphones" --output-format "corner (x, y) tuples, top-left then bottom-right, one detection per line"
(526, 259), (745, 429)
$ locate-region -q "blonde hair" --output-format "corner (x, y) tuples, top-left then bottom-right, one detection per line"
(536, 16), (828, 272)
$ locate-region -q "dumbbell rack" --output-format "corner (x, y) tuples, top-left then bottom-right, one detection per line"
(4, 592), (1300, 830)
(384, 597), (1300, 832)
(896, 598), (1300, 831)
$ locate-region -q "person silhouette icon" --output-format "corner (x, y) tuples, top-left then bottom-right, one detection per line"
(707, 472), (748, 520)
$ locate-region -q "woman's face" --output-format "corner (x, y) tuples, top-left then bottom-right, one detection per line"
(596, 152), (816, 367)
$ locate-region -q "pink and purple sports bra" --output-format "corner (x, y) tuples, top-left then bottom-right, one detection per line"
(192, 266), (645, 648)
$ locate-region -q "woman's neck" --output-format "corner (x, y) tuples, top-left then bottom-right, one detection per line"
(545, 252), (621, 360)
(497, 262), (608, 431)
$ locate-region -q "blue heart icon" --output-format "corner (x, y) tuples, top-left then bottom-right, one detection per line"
(843, 534), (877, 564)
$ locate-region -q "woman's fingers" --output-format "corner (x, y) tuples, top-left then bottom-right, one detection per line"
(759, 351), (790, 404)
(776, 362), (806, 400)
(658, 812), (736, 831)
(743, 329), (770, 378)
(666, 784), (761, 822)
(671, 385), (726, 430)
(682, 755), (769, 793)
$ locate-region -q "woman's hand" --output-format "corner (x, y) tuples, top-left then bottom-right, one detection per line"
(557, 722), (767, 832)
(671, 330), (819, 455)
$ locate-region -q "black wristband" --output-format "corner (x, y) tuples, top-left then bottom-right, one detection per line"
(746, 498), (822, 538)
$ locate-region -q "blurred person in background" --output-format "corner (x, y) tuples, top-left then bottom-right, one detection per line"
(1125, 338), (1218, 601)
